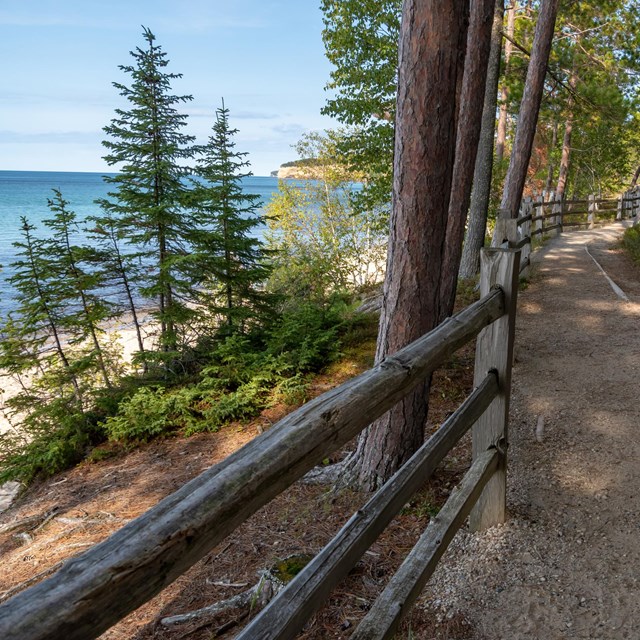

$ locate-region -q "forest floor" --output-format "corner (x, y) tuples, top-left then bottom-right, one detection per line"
(1, 221), (640, 639)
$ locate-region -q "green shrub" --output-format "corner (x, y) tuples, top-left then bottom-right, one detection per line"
(622, 225), (640, 264)
(0, 402), (103, 484)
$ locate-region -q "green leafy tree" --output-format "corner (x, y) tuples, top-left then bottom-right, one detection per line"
(191, 102), (273, 335)
(266, 131), (386, 301)
(321, 0), (401, 221)
(99, 27), (197, 367)
(547, 1), (640, 196)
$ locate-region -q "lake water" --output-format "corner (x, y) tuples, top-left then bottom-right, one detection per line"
(0, 171), (283, 316)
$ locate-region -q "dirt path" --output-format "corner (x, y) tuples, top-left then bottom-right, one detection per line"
(423, 222), (640, 639)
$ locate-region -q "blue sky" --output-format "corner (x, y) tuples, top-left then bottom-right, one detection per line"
(0, 1), (338, 176)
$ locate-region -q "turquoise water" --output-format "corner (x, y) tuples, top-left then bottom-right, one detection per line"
(0, 170), (282, 316)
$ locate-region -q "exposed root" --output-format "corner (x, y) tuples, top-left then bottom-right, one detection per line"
(160, 553), (315, 634)
(301, 453), (358, 492)
(160, 570), (283, 630)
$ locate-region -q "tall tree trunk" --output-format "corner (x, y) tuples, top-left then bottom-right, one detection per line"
(439, 0), (496, 319)
(500, 0), (560, 218)
(349, 1), (469, 492)
(545, 121), (558, 193)
(459, 0), (506, 281)
(555, 71), (579, 199)
(495, 1), (517, 163)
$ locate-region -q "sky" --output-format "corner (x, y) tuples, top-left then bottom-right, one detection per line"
(0, 0), (338, 176)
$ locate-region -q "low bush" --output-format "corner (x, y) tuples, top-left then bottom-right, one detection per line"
(622, 225), (640, 264)
(0, 398), (104, 484)
(102, 297), (352, 444)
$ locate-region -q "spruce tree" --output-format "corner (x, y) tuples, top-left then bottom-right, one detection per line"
(191, 101), (272, 335)
(86, 212), (148, 369)
(42, 190), (115, 389)
(99, 27), (196, 367)
(1, 216), (82, 402)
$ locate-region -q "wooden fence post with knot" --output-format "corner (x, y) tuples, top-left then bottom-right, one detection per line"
(470, 246), (520, 531)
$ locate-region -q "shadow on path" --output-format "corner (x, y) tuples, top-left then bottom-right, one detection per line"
(424, 222), (640, 639)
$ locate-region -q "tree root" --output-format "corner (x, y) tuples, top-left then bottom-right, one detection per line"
(160, 570), (283, 630)
(301, 453), (357, 490)
(160, 554), (314, 634)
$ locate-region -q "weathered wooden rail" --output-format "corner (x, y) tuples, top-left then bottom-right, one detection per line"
(0, 245), (519, 639)
(0, 186), (636, 639)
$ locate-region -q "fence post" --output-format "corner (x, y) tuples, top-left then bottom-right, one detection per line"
(535, 194), (544, 235)
(491, 209), (518, 248)
(519, 197), (532, 279)
(617, 195), (623, 221)
(470, 247), (520, 531)
(625, 191), (632, 220)
(551, 194), (562, 236)
(588, 193), (597, 229)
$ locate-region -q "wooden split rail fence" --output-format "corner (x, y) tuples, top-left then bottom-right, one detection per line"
(0, 190), (637, 639)
(521, 186), (640, 241)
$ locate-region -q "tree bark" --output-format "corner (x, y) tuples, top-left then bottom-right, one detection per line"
(495, 1), (517, 163)
(500, 0), (560, 217)
(439, 0), (496, 317)
(545, 121), (558, 193)
(458, 0), (506, 281)
(555, 71), (579, 199)
(632, 165), (640, 187)
(350, 0), (469, 491)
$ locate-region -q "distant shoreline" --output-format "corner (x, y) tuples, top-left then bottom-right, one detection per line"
(0, 169), (274, 179)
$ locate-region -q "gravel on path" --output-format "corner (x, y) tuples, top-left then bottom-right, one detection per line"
(420, 222), (640, 639)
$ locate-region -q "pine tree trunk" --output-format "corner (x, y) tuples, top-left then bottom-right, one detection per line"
(499, 0), (560, 217)
(459, 0), (505, 281)
(349, 0), (469, 491)
(439, 0), (498, 318)
(112, 242), (147, 370)
(555, 71), (579, 199)
(545, 121), (558, 193)
(61, 226), (112, 389)
(495, 1), (517, 163)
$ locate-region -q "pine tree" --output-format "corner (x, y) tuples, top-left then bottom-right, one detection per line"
(42, 190), (115, 389)
(191, 101), (272, 335)
(86, 212), (148, 369)
(1, 216), (82, 402)
(99, 27), (196, 367)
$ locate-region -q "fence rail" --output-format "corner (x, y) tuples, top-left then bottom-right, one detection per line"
(526, 186), (640, 238)
(0, 184), (636, 639)
(0, 277), (512, 640)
